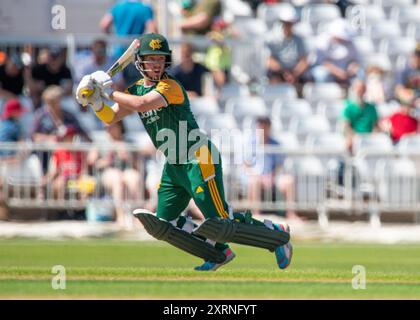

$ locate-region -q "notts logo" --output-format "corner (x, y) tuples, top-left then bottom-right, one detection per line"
(149, 39), (163, 50)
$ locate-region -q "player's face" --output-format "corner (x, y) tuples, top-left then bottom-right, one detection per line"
(142, 55), (166, 81)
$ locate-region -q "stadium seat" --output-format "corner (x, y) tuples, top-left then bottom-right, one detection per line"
(301, 4), (341, 28)
(405, 22), (420, 40)
(391, 5), (420, 26)
(379, 37), (416, 60)
(304, 132), (347, 182)
(316, 100), (344, 128)
(352, 133), (394, 193)
(218, 83), (250, 109)
(289, 114), (331, 142)
(260, 83), (297, 106)
(302, 83), (344, 104)
(225, 96), (268, 119)
(272, 98), (313, 128)
(232, 17), (268, 38)
(203, 113), (238, 132)
(361, 52), (392, 72)
(353, 36), (376, 56)
(190, 97), (220, 116)
(353, 133), (393, 154)
(305, 132), (347, 153)
(293, 22), (314, 38)
(345, 5), (386, 27)
(257, 2), (296, 29)
(376, 101), (400, 118)
(290, 155), (326, 206)
(376, 157), (417, 207)
(367, 21), (402, 46)
(397, 134), (420, 154)
(271, 131), (300, 151)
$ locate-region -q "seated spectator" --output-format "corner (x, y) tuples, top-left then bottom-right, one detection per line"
(179, 0), (222, 35)
(32, 85), (91, 173)
(0, 54), (25, 100)
(30, 46), (73, 102)
(244, 116), (299, 220)
(205, 19), (232, 89)
(100, 0), (157, 54)
(312, 19), (360, 86)
(44, 126), (92, 200)
(342, 78), (379, 153)
(265, 6), (310, 90)
(380, 94), (419, 144)
(395, 43), (420, 103)
(87, 122), (141, 225)
(364, 61), (393, 105)
(0, 99), (26, 158)
(100, 0), (157, 86)
(75, 39), (124, 90)
(169, 42), (210, 98)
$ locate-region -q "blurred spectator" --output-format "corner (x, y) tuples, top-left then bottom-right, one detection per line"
(100, 0), (157, 40)
(100, 0), (157, 86)
(380, 95), (419, 144)
(32, 86), (91, 173)
(265, 6), (310, 89)
(0, 99), (26, 158)
(87, 122), (141, 225)
(364, 61), (393, 105)
(44, 126), (91, 200)
(29, 46), (73, 109)
(312, 19), (360, 86)
(180, 0), (222, 35)
(75, 39), (124, 90)
(244, 116), (299, 220)
(0, 54), (25, 100)
(32, 86), (90, 144)
(169, 42), (210, 98)
(342, 78), (379, 152)
(395, 43), (420, 103)
(205, 19), (232, 89)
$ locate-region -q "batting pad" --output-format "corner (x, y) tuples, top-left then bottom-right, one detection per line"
(133, 210), (226, 263)
(193, 218), (290, 252)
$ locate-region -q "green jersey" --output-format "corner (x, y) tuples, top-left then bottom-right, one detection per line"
(342, 99), (378, 133)
(126, 73), (205, 164)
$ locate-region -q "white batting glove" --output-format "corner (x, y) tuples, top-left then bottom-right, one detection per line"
(90, 70), (113, 91)
(87, 86), (105, 111)
(75, 75), (94, 107)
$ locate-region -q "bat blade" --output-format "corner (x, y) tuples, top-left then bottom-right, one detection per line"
(106, 38), (140, 77)
(80, 38), (140, 99)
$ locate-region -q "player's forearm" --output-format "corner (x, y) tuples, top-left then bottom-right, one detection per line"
(110, 91), (156, 113)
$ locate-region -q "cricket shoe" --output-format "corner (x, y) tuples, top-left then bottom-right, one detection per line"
(194, 247), (236, 271)
(273, 223), (293, 269)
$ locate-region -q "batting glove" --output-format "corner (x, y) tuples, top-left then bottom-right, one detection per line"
(75, 75), (94, 107)
(90, 70), (113, 91)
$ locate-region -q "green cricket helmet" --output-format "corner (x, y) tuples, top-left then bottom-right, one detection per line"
(134, 33), (172, 81)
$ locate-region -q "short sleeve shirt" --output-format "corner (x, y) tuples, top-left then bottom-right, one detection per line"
(342, 99), (378, 133)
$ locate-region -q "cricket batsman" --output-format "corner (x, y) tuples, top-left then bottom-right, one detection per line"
(76, 33), (293, 271)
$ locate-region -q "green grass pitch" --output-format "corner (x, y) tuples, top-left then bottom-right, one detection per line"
(1, 239), (420, 299)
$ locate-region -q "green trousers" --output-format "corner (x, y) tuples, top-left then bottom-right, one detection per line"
(157, 143), (230, 221)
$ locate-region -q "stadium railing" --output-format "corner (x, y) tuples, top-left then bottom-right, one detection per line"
(2, 141), (420, 227)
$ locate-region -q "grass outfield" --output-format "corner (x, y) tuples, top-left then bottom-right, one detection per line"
(1, 239), (420, 299)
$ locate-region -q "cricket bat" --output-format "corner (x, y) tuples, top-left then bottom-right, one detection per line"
(80, 38), (141, 98)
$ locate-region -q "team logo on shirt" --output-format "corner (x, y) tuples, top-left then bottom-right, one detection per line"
(149, 39), (163, 50)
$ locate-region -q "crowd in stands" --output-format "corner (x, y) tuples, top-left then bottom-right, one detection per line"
(1, 0), (420, 226)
